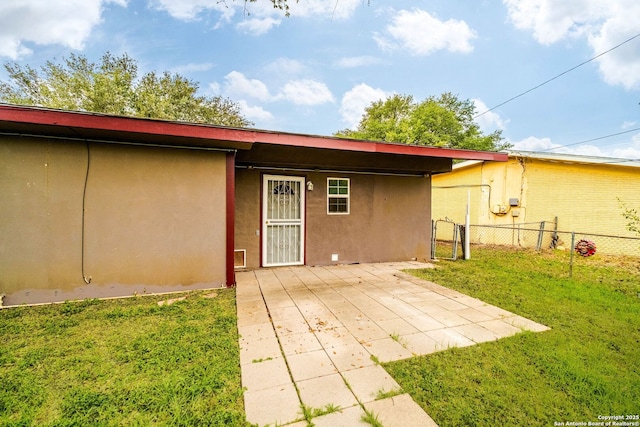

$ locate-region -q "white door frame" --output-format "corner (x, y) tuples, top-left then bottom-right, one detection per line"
(262, 175), (305, 267)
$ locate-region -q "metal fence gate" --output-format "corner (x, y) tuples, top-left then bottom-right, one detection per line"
(431, 219), (459, 260)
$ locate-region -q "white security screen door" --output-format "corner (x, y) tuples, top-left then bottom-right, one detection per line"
(262, 175), (305, 267)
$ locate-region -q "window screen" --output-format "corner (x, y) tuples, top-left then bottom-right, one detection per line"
(327, 178), (350, 214)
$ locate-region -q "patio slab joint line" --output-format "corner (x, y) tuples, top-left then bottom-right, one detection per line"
(253, 272), (309, 425)
(239, 263), (549, 426)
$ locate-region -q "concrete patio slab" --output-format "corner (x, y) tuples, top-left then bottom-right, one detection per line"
(456, 307), (499, 323)
(341, 364), (401, 403)
(375, 317), (421, 336)
(279, 331), (323, 355)
(241, 357), (290, 392)
(364, 394), (438, 427)
(325, 343), (375, 371)
(311, 405), (369, 427)
(506, 314), (551, 332)
(236, 261), (550, 426)
(477, 318), (523, 338)
(287, 349), (338, 382)
(424, 327), (476, 350)
(314, 326), (362, 349)
(297, 373), (359, 409)
(243, 382), (301, 427)
(239, 334), (282, 366)
(405, 314), (446, 332)
(452, 323), (501, 344)
(364, 337), (414, 363)
(401, 332), (440, 356)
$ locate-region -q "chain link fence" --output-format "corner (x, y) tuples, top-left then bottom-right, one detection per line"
(467, 224), (640, 257)
(431, 220), (640, 276)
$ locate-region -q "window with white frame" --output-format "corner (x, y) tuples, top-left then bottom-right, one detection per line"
(327, 178), (350, 214)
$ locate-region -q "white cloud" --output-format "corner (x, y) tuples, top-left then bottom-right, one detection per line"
(223, 71), (272, 101)
(503, 0), (606, 45)
(0, 0), (126, 59)
(588, 10), (640, 89)
(503, 0), (640, 89)
(510, 135), (640, 159)
(612, 146), (640, 159)
(152, 0), (361, 34)
(374, 8), (477, 56)
(150, 0), (231, 21)
(171, 62), (214, 74)
(472, 99), (508, 132)
(333, 56), (381, 69)
(510, 136), (600, 155)
(237, 100), (274, 123)
(278, 79), (335, 106)
(511, 136), (558, 152)
(236, 17), (281, 35)
(264, 58), (307, 76)
(216, 71), (334, 123)
(339, 83), (389, 129)
(287, 0), (362, 20)
(613, 131), (640, 158)
(208, 81), (221, 94)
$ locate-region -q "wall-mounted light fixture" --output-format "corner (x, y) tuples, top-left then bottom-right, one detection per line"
(307, 181), (314, 191)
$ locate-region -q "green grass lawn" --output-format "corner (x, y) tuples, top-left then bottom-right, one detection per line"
(0, 290), (249, 427)
(385, 247), (640, 427)
(2, 249), (639, 427)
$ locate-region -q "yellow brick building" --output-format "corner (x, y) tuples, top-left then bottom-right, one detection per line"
(432, 151), (640, 254)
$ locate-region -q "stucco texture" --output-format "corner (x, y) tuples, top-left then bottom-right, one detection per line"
(235, 169), (431, 269)
(1, 137), (227, 305)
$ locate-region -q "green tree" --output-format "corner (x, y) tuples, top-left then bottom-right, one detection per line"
(335, 92), (511, 151)
(0, 52), (251, 127)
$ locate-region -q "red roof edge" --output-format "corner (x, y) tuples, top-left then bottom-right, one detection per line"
(0, 104), (257, 143)
(0, 104), (508, 162)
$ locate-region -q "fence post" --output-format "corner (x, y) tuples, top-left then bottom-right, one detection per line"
(536, 221), (546, 251)
(569, 232), (575, 278)
(453, 224), (459, 260)
(464, 190), (471, 260)
(431, 220), (436, 260)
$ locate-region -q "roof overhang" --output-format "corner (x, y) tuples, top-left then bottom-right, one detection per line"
(450, 150), (640, 172)
(0, 104), (508, 174)
(0, 104), (254, 151)
(508, 150), (640, 168)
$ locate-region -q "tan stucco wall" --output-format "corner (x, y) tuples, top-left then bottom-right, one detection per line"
(235, 168), (262, 269)
(235, 169), (432, 269)
(1, 137), (227, 305)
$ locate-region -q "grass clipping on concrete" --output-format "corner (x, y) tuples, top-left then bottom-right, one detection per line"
(0, 289), (248, 426)
(385, 247), (640, 427)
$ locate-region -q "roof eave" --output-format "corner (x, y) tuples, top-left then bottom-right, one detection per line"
(0, 104), (508, 162)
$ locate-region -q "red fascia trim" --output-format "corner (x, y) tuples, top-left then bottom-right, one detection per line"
(0, 105), (508, 162)
(0, 105), (258, 143)
(252, 133), (508, 161)
(226, 152), (236, 287)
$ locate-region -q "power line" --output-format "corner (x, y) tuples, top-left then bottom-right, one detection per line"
(474, 32), (640, 119)
(541, 126), (640, 152)
(534, 126), (640, 164)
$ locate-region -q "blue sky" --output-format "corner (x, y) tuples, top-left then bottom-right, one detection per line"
(1, 0), (640, 158)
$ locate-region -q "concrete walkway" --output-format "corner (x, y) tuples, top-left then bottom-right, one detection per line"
(236, 262), (548, 427)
